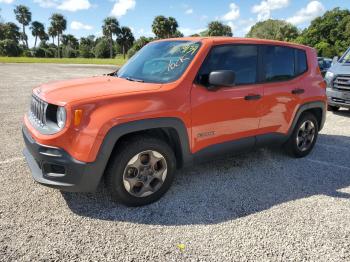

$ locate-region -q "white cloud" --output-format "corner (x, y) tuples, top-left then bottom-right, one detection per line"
(222, 3), (240, 21)
(0, 0), (15, 3)
(33, 0), (58, 8)
(287, 1), (325, 25)
(185, 8), (193, 15)
(70, 21), (93, 30)
(33, 0), (91, 11)
(111, 0), (136, 18)
(252, 0), (289, 21)
(57, 0), (91, 12)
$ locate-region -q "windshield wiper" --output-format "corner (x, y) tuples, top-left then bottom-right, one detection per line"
(125, 76), (144, 83)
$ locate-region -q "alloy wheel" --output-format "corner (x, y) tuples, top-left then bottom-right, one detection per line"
(296, 120), (316, 152)
(122, 150), (168, 197)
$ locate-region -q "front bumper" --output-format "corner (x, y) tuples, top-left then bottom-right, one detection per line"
(327, 88), (350, 108)
(22, 126), (103, 192)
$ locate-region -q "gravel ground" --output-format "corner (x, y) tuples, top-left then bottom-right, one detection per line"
(1, 63), (350, 261)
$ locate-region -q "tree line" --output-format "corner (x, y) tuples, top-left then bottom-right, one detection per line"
(0, 5), (349, 59)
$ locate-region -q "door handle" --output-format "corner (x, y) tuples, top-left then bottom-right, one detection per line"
(244, 94), (261, 101)
(291, 88), (305, 95)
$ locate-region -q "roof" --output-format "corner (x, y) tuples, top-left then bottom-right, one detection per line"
(154, 37), (312, 50)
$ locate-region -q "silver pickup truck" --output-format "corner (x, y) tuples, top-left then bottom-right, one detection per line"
(325, 47), (350, 111)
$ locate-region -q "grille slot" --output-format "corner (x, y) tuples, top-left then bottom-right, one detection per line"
(30, 95), (47, 127)
(333, 75), (350, 91)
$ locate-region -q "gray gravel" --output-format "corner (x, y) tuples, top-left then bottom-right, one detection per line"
(1, 63), (350, 261)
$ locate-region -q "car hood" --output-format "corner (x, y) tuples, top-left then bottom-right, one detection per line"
(34, 76), (162, 105)
(329, 62), (350, 75)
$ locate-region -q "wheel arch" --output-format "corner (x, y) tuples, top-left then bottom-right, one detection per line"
(91, 117), (192, 185)
(288, 101), (326, 136)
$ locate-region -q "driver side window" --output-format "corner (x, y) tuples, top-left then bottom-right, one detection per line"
(198, 45), (258, 86)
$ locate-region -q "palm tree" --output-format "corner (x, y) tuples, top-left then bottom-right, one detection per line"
(30, 21), (45, 49)
(14, 5), (32, 49)
(61, 34), (79, 49)
(48, 26), (56, 45)
(152, 16), (168, 39)
(117, 26), (135, 59)
(102, 17), (119, 58)
(152, 16), (179, 39)
(38, 31), (49, 45)
(167, 17), (178, 38)
(49, 13), (66, 58)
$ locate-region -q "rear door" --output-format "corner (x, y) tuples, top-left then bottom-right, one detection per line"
(258, 45), (307, 137)
(191, 44), (263, 154)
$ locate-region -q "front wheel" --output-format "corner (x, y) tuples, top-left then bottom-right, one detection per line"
(105, 136), (176, 206)
(285, 113), (319, 158)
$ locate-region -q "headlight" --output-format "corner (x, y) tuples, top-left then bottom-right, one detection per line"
(56, 106), (66, 129)
(325, 71), (334, 81)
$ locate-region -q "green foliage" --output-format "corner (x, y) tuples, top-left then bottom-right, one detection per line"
(246, 19), (299, 41)
(152, 16), (179, 38)
(30, 21), (45, 48)
(0, 39), (21, 56)
(314, 42), (334, 58)
(22, 49), (32, 57)
(207, 21), (232, 37)
(102, 17), (120, 58)
(79, 35), (95, 58)
(298, 8), (350, 57)
(33, 47), (46, 57)
(61, 34), (79, 49)
(50, 13), (67, 58)
(14, 5), (31, 48)
(0, 22), (20, 43)
(62, 45), (78, 58)
(127, 36), (153, 58)
(94, 38), (114, 58)
(173, 30), (184, 38)
(117, 26), (134, 59)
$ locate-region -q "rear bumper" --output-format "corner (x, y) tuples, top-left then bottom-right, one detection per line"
(22, 126), (103, 192)
(327, 88), (350, 108)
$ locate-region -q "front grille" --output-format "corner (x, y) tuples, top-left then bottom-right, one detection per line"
(29, 95), (48, 127)
(333, 75), (350, 91)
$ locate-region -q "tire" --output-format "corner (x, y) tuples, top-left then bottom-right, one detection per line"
(284, 112), (319, 158)
(327, 105), (340, 111)
(105, 136), (176, 206)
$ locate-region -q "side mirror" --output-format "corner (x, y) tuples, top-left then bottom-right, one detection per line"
(208, 70), (235, 90)
(332, 56), (339, 64)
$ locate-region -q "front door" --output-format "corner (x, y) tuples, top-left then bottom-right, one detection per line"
(191, 44), (263, 154)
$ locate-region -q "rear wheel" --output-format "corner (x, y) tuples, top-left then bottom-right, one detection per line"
(105, 136), (176, 206)
(327, 105), (340, 111)
(285, 113), (319, 158)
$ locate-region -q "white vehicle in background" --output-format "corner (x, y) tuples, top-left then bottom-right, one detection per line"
(326, 47), (350, 111)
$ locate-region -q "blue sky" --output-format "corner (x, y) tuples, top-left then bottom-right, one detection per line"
(0, 0), (348, 47)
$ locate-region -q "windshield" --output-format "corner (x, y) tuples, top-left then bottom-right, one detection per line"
(339, 48), (350, 64)
(116, 41), (201, 83)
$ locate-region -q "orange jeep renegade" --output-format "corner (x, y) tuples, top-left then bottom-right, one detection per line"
(23, 37), (327, 206)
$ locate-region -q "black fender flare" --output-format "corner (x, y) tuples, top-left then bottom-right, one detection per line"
(87, 117), (193, 188)
(288, 101), (326, 136)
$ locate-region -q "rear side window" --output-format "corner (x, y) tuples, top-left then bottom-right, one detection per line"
(295, 49), (307, 75)
(198, 45), (258, 85)
(264, 46), (295, 82)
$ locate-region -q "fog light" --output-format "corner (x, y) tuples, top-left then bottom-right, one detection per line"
(42, 163), (66, 177)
